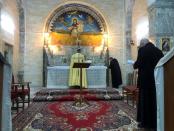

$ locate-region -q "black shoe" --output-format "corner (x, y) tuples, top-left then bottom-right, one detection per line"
(138, 123), (143, 128)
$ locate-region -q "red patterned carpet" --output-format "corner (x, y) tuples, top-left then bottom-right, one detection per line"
(12, 100), (136, 131)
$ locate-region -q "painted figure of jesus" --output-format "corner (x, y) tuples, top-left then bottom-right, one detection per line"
(68, 18), (83, 38)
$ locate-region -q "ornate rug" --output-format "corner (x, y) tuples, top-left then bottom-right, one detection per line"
(13, 100), (136, 131)
(33, 88), (123, 102)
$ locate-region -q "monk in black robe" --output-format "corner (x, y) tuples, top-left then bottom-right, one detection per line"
(109, 57), (122, 88)
(134, 38), (163, 130)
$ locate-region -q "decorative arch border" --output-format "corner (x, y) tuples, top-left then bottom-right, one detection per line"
(45, 3), (107, 33)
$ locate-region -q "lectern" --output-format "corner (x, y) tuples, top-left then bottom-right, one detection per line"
(155, 47), (174, 131)
(72, 62), (90, 107)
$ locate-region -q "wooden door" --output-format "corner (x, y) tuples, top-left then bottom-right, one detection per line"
(164, 57), (174, 131)
(0, 62), (3, 129)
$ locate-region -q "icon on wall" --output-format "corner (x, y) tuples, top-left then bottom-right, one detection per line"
(161, 37), (170, 52)
(49, 10), (103, 46)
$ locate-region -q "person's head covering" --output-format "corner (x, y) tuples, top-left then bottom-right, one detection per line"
(139, 38), (149, 48)
(109, 57), (113, 61)
(77, 48), (81, 53)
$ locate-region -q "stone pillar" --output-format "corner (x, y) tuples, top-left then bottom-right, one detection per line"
(125, 0), (135, 84)
(17, 0), (25, 82)
(0, 3), (2, 54)
(148, 1), (174, 131)
(148, 1), (174, 50)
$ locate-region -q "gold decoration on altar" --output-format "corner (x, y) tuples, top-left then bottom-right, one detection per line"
(49, 32), (103, 46)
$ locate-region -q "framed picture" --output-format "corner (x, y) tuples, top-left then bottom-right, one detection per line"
(161, 37), (170, 52)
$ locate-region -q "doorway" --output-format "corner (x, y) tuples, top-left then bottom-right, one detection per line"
(4, 43), (13, 65)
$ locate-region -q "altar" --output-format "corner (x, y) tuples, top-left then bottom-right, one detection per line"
(47, 66), (107, 88)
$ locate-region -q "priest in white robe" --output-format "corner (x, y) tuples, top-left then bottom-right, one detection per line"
(69, 48), (87, 88)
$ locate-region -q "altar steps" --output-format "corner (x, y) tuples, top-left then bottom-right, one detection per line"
(33, 88), (123, 102)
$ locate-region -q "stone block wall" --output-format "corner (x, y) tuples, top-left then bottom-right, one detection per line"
(24, 0), (126, 87)
(0, 0), (20, 77)
(131, 0), (148, 60)
(148, 1), (174, 51)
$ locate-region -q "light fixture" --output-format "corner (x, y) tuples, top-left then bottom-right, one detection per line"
(130, 40), (134, 45)
(103, 32), (108, 39)
(135, 18), (149, 46)
(43, 32), (50, 49)
(44, 43), (48, 48)
(1, 13), (15, 34)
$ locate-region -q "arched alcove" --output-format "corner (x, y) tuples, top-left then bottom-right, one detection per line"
(43, 3), (109, 86)
(44, 3), (108, 65)
(45, 3), (107, 33)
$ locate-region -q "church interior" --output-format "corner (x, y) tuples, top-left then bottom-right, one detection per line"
(0, 0), (174, 131)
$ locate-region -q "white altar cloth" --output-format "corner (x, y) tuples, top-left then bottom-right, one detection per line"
(47, 66), (107, 88)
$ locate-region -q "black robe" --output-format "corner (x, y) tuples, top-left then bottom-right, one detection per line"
(134, 43), (163, 129)
(109, 58), (122, 88)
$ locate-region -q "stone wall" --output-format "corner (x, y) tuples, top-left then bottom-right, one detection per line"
(131, 0), (174, 60)
(24, 0), (126, 87)
(131, 0), (148, 60)
(148, 1), (174, 51)
(0, 0), (20, 77)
